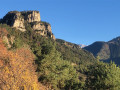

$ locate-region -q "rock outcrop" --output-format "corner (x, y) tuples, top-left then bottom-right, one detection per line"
(0, 11), (55, 39)
(1, 11), (26, 31)
(32, 22), (52, 32)
(21, 11), (41, 22)
(30, 21), (55, 39)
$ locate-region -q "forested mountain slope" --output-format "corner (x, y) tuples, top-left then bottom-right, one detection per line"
(84, 36), (120, 65)
(2, 10), (120, 90)
(0, 10), (97, 90)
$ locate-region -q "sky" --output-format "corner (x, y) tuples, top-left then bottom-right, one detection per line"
(0, 0), (120, 45)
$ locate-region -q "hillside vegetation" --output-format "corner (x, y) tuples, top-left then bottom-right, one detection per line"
(0, 28), (46, 90)
(1, 11), (120, 90)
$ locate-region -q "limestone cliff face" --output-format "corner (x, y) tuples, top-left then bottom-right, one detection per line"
(21, 11), (41, 22)
(12, 12), (26, 32)
(2, 36), (15, 48)
(32, 22), (51, 32)
(1, 11), (25, 32)
(0, 11), (55, 39)
(31, 21), (55, 39)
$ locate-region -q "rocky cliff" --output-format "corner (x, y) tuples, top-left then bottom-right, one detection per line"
(21, 11), (41, 22)
(0, 11), (55, 39)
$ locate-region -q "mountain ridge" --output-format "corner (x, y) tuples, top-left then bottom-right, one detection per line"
(84, 36), (120, 65)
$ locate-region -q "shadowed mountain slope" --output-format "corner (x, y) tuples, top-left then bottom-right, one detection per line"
(84, 36), (120, 65)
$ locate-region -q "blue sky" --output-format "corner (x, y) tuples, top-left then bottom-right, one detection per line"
(0, 0), (120, 45)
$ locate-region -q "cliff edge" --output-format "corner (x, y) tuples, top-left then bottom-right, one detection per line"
(0, 10), (55, 39)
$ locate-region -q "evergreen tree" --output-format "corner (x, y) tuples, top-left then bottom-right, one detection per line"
(86, 61), (120, 89)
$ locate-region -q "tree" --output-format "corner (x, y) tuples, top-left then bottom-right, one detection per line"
(86, 61), (120, 90)
(12, 38), (23, 48)
(36, 41), (80, 89)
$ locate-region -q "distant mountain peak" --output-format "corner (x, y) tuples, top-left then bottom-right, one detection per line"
(84, 36), (120, 65)
(79, 44), (87, 48)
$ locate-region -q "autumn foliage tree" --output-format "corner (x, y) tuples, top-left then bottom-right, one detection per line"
(0, 36), (46, 90)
